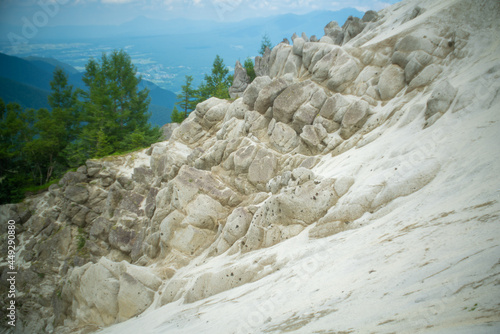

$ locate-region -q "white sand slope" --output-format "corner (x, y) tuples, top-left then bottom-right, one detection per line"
(97, 0), (500, 333)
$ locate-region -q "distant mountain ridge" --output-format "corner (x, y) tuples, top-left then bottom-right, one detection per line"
(0, 9), (364, 92)
(0, 52), (175, 125)
(0, 9), (363, 41)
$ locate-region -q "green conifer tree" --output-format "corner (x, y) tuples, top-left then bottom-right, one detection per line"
(176, 75), (197, 116)
(196, 55), (232, 103)
(244, 58), (256, 82)
(259, 34), (273, 55)
(79, 50), (160, 159)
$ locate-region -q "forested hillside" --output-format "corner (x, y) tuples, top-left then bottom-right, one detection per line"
(0, 52), (176, 126)
(0, 50), (161, 204)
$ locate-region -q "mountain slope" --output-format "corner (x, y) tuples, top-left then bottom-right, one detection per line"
(0, 53), (176, 125)
(1, 0), (499, 333)
(0, 52), (53, 91)
(0, 76), (50, 109)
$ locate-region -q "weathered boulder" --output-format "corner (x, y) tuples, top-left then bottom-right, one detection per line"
(59, 171), (87, 187)
(254, 77), (290, 115)
(248, 150), (277, 187)
(300, 124), (328, 149)
(216, 207), (253, 252)
(171, 116), (205, 144)
(394, 34), (436, 56)
(225, 97), (249, 121)
(160, 123), (180, 141)
(378, 64), (405, 100)
(243, 76), (272, 109)
(64, 185), (89, 204)
(362, 10), (378, 22)
(403, 5), (425, 23)
(269, 43), (292, 77)
(292, 103), (319, 132)
(117, 272), (155, 321)
(408, 64), (443, 91)
(292, 37), (306, 56)
(425, 80), (457, 119)
(324, 21), (344, 45)
(203, 100), (230, 126)
(341, 16), (366, 44)
(86, 161), (102, 177)
(69, 261), (120, 326)
(404, 50), (433, 83)
(109, 226), (137, 254)
(340, 99), (370, 139)
(270, 122), (300, 153)
(273, 81), (317, 124)
(325, 54), (361, 92)
(255, 47), (271, 77)
(117, 175), (134, 191)
(243, 177), (339, 250)
(183, 194), (225, 230)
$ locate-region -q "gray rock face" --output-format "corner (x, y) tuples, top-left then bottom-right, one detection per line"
(362, 10), (378, 22)
(340, 100), (370, 139)
(273, 81), (317, 124)
(254, 78), (289, 114)
(229, 60), (250, 99)
(243, 76), (272, 109)
(109, 225), (137, 254)
(270, 122), (299, 153)
(160, 123), (180, 141)
(425, 80), (457, 120)
(248, 150), (277, 187)
(378, 64), (405, 100)
(60, 171), (87, 187)
(324, 21), (344, 45)
(292, 37), (305, 56)
(341, 16), (366, 44)
(64, 185), (89, 204)
(255, 47), (271, 77)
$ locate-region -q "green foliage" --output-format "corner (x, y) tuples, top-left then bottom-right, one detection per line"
(259, 33), (273, 56)
(196, 55), (232, 103)
(244, 58), (256, 83)
(77, 49), (160, 160)
(171, 106), (187, 123)
(77, 228), (86, 250)
(22, 178), (60, 195)
(0, 50), (162, 204)
(176, 75), (197, 117)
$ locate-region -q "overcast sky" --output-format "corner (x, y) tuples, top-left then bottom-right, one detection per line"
(1, 0), (400, 26)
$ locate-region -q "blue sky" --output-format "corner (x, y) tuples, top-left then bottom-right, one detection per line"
(1, 0), (401, 26)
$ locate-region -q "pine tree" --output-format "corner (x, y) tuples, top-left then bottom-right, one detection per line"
(196, 55), (232, 103)
(244, 58), (256, 82)
(23, 108), (67, 184)
(0, 100), (32, 203)
(48, 67), (80, 143)
(259, 33), (272, 55)
(79, 50), (160, 158)
(176, 75), (197, 118)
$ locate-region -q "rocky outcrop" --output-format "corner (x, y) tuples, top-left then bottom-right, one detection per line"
(255, 46), (271, 77)
(2, 1), (500, 333)
(228, 60), (250, 99)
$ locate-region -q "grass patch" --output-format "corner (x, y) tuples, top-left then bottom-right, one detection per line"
(22, 178), (61, 196)
(77, 227), (86, 251)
